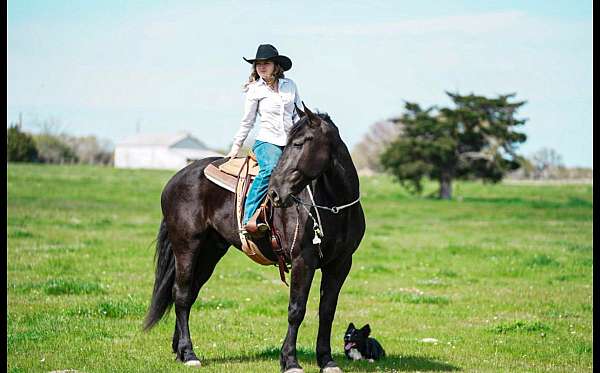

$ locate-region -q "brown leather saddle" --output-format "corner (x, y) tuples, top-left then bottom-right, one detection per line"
(204, 154), (290, 284)
(204, 156), (260, 193)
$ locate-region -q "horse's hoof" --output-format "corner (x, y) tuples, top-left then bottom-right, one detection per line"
(321, 367), (343, 373)
(184, 359), (201, 367)
(284, 369), (304, 373)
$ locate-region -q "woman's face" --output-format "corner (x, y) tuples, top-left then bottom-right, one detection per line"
(255, 60), (275, 80)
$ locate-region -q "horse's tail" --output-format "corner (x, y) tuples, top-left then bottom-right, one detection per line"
(143, 218), (176, 331)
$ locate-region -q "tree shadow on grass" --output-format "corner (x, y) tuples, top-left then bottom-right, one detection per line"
(202, 346), (461, 371)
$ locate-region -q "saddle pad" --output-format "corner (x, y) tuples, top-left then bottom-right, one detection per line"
(204, 163), (239, 193)
(219, 157), (260, 177)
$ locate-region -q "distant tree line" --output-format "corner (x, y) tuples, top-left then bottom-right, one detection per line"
(508, 147), (592, 180)
(7, 124), (113, 165)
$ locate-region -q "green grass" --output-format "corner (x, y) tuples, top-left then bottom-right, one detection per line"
(7, 164), (593, 372)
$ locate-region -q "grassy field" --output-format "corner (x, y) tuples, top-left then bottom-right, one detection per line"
(7, 163), (593, 372)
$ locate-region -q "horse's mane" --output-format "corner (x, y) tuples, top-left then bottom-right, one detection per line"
(288, 111), (337, 141)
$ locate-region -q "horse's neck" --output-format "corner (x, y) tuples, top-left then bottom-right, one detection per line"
(314, 140), (359, 204)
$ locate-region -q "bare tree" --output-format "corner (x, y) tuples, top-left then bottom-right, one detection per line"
(62, 135), (114, 165)
(32, 116), (66, 135)
(351, 120), (402, 173)
(530, 147), (564, 179)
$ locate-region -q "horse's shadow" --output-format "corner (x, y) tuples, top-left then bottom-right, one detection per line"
(202, 346), (461, 371)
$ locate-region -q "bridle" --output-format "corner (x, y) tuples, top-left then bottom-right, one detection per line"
(282, 185), (361, 259)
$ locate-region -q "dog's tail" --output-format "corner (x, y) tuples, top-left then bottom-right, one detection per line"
(143, 219), (175, 331)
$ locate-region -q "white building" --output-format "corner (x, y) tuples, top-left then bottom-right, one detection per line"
(114, 132), (224, 170)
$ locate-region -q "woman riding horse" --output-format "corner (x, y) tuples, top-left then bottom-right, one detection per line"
(226, 44), (304, 235)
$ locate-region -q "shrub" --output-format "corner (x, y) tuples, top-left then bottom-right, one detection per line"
(33, 134), (78, 164)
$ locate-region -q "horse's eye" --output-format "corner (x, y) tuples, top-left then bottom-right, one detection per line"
(293, 142), (304, 147)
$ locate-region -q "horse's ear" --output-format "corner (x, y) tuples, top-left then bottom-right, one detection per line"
(295, 103), (306, 118)
(302, 101), (320, 127)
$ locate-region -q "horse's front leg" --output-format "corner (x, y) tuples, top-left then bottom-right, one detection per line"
(280, 254), (315, 373)
(316, 256), (352, 372)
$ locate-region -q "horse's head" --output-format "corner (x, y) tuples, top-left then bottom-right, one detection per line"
(268, 103), (339, 208)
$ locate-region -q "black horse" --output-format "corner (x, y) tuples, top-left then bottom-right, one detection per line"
(144, 104), (366, 373)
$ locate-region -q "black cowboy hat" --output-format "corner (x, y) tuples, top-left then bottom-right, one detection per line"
(243, 44), (292, 71)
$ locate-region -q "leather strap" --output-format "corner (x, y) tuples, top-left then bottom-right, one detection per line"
(235, 156), (275, 266)
(263, 199), (291, 285)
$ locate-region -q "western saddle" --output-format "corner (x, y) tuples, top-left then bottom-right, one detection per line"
(204, 154), (290, 284)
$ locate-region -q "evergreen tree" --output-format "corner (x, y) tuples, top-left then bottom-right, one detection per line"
(381, 92), (527, 199)
(7, 125), (38, 162)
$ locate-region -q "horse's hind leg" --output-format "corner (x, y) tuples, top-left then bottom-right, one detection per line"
(171, 230), (228, 365)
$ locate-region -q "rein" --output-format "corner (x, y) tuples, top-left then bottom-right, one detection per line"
(290, 193), (361, 214)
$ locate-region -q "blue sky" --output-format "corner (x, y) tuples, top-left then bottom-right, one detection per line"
(7, 1), (593, 167)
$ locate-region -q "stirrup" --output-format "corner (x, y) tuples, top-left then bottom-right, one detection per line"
(254, 222), (269, 232)
(239, 223), (267, 233)
(243, 223), (269, 238)
(244, 205), (268, 233)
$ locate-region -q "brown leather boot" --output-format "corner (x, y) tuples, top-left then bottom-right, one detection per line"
(244, 206), (269, 236)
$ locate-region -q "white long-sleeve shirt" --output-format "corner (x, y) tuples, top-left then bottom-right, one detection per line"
(230, 77), (303, 153)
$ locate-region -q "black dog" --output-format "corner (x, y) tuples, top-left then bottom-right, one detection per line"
(344, 323), (386, 361)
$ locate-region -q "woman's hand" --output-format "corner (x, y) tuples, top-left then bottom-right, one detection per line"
(225, 148), (239, 159)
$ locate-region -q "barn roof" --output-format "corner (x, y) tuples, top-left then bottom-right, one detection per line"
(170, 148), (224, 159)
(117, 132), (207, 148)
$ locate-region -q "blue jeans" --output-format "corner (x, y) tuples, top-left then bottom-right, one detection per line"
(243, 140), (284, 225)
